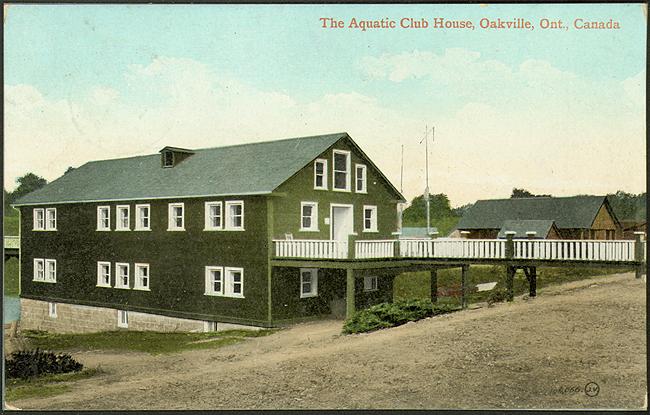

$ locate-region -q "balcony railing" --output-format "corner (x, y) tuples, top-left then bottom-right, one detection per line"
(272, 237), (645, 264)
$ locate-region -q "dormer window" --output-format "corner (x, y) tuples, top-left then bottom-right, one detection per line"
(163, 151), (174, 168)
(159, 146), (195, 168)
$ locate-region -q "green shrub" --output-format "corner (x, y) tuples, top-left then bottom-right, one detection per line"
(343, 299), (459, 334)
(5, 349), (83, 380)
(487, 287), (509, 306)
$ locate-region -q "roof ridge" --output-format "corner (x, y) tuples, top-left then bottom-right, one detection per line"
(81, 132), (348, 165)
(476, 195), (605, 202)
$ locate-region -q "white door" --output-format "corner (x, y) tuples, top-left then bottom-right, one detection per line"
(331, 205), (354, 241)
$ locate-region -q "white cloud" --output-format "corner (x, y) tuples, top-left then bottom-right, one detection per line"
(4, 55), (646, 207)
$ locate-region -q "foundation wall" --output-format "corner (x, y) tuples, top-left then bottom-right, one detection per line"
(20, 298), (259, 334)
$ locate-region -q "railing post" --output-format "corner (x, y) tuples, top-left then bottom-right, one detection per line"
(526, 231), (536, 259)
(634, 232), (645, 279)
(505, 232), (515, 259)
(393, 239), (400, 258)
(347, 234), (356, 260)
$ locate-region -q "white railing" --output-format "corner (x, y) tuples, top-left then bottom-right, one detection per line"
(4, 236), (19, 250)
(513, 239), (636, 262)
(399, 238), (506, 259)
(273, 239), (348, 259)
(355, 240), (396, 259)
(273, 238), (642, 263)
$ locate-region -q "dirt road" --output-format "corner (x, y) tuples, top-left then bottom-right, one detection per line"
(9, 272), (647, 410)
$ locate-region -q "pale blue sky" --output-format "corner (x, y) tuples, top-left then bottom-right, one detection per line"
(4, 4), (647, 205)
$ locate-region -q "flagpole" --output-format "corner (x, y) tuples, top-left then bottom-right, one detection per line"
(424, 125), (430, 236)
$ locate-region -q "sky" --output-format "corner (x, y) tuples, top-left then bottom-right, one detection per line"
(3, 3), (647, 206)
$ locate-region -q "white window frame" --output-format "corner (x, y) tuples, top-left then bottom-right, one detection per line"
(97, 261), (112, 288)
(225, 201), (244, 231)
(204, 201), (223, 231)
(167, 203), (185, 231)
(355, 164), (367, 194)
(332, 149), (351, 192)
(204, 266), (224, 296)
(33, 258), (45, 281)
(33, 208), (45, 230)
(300, 202), (319, 232)
(364, 276), (378, 292)
(135, 204), (151, 231)
(115, 263), (130, 289)
(134, 263), (150, 291)
(203, 321), (217, 332)
(363, 205), (378, 232)
(97, 206), (111, 231)
(48, 302), (57, 318)
(300, 268), (318, 298)
(117, 310), (129, 328)
(225, 267), (244, 298)
(116, 205), (130, 231)
(314, 158), (328, 190)
(45, 259), (57, 283)
(45, 208), (57, 230)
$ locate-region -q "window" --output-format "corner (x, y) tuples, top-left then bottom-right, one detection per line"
(115, 263), (130, 289)
(300, 268), (318, 298)
(168, 203), (185, 231)
(364, 276), (378, 292)
(300, 202), (318, 232)
(118, 310), (129, 328)
(204, 202), (223, 230)
(225, 201), (244, 231)
(314, 159), (328, 190)
(204, 266), (224, 296)
(203, 321), (217, 332)
(97, 262), (111, 287)
(135, 204), (150, 231)
(45, 208), (57, 230)
(332, 150), (351, 191)
(134, 263), (150, 291)
(363, 205), (378, 232)
(116, 205), (130, 231)
(225, 267), (244, 298)
(45, 259), (57, 282)
(97, 206), (110, 231)
(33, 208), (45, 230)
(48, 302), (57, 318)
(33, 259), (45, 281)
(163, 151), (174, 168)
(355, 164), (367, 193)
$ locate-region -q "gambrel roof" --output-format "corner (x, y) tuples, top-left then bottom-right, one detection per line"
(457, 196), (618, 230)
(13, 132), (405, 206)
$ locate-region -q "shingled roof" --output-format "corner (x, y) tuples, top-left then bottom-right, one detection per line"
(496, 220), (557, 239)
(457, 196), (614, 230)
(14, 132), (404, 206)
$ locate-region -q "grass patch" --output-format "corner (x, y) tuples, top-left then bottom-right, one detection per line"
(4, 256), (19, 296)
(5, 368), (101, 401)
(4, 214), (19, 235)
(343, 299), (459, 334)
(22, 328), (277, 355)
(394, 265), (629, 305)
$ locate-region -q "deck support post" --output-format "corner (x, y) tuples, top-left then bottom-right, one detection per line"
(346, 268), (355, 319)
(461, 265), (470, 309)
(430, 268), (438, 304)
(634, 232), (645, 279)
(529, 266), (537, 297)
(506, 265), (515, 302)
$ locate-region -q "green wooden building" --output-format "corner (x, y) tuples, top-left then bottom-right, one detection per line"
(13, 133), (406, 331)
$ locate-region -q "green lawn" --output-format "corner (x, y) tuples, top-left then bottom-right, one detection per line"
(4, 214), (19, 235)
(4, 257), (19, 296)
(5, 368), (101, 402)
(22, 328), (277, 355)
(394, 265), (629, 305)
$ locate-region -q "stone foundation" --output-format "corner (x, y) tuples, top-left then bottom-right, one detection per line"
(19, 298), (260, 334)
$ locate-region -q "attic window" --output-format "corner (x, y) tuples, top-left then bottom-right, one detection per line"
(163, 151), (174, 168)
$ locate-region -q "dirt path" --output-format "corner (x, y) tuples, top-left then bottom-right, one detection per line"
(9, 272), (646, 410)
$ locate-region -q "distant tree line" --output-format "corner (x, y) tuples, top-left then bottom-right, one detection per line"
(4, 173), (48, 215)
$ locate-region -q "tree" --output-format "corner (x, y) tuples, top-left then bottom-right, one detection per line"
(510, 188), (551, 198)
(64, 166), (76, 175)
(8, 173), (48, 204)
(607, 191), (646, 221)
(451, 203), (474, 217)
